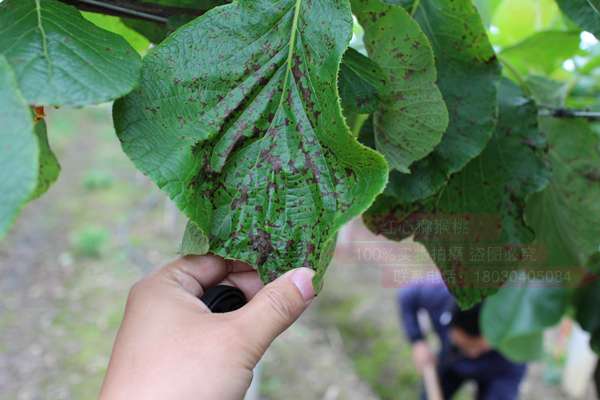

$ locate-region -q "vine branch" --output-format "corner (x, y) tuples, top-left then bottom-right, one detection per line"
(539, 108), (600, 122)
(58, 0), (207, 23)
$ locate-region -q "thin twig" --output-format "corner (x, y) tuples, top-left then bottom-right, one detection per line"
(539, 107), (600, 121)
(59, 0), (208, 23)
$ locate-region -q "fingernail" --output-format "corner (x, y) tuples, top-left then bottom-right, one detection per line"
(290, 268), (315, 302)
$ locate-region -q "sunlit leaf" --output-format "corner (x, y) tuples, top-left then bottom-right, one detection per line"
(491, 0), (564, 47)
(500, 30), (582, 75)
(82, 12), (150, 54)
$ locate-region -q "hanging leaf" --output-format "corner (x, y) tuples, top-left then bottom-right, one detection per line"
(365, 80), (551, 307)
(482, 274), (569, 362)
(30, 120), (60, 200)
(386, 0), (501, 203)
(114, 0), (388, 285)
(352, 0), (448, 173)
(0, 0), (141, 107)
(0, 56), (39, 237)
(556, 0), (600, 37)
(525, 118), (600, 272)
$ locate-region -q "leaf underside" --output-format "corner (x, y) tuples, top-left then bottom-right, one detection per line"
(352, 0), (449, 174)
(0, 0), (141, 107)
(114, 0), (388, 286)
(365, 80), (551, 308)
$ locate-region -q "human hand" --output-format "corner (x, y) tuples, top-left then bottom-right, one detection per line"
(99, 255), (315, 400)
(412, 340), (435, 373)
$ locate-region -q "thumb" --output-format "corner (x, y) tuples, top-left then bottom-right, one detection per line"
(236, 267), (316, 356)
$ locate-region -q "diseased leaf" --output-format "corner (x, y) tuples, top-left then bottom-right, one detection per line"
(114, 0), (388, 285)
(386, 0), (501, 203)
(500, 31), (582, 75)
(338, 48), (384, 116)
(0, 0), (141, 107)
(556, 0), (600, 37)
(352, 0), (449, 173)
(525, 118), (600, 271)
(0, 55), (39, 237)
(30, 120), (60, 200)
(482, 274), (569, 362)
(365, 80), (551, 307)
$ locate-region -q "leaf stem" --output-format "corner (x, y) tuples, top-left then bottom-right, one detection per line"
(410, 0), (421, 16)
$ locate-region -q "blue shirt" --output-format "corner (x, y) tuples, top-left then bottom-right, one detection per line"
(398, 279), (527, 400)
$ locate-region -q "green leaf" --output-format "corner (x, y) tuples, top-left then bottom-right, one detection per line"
(524, 75), (569, 107)
(556, 0), (600, 37)
(114, 0), (388, 285)
(525, 118), (600, 271)
(386, 0), (501, 203)
(574, 278), (600, 354)
(482, 274), (569, 362)
(0, 55), (39, 237)
(82, 12), (150, 54)
(365, 79), (551, 307)
(0, 0), (141, 107)
(500, 31), (582, 75)
(338, 48), (384, 116)
(352, 0), (448, 173)
(30, 120), (60, 200)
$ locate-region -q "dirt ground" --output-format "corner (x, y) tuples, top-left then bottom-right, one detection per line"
(0, 107), (587, 399)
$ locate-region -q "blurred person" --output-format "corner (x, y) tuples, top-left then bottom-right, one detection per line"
(100, 255), (315, 400)
(399, 278), (527, 400)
